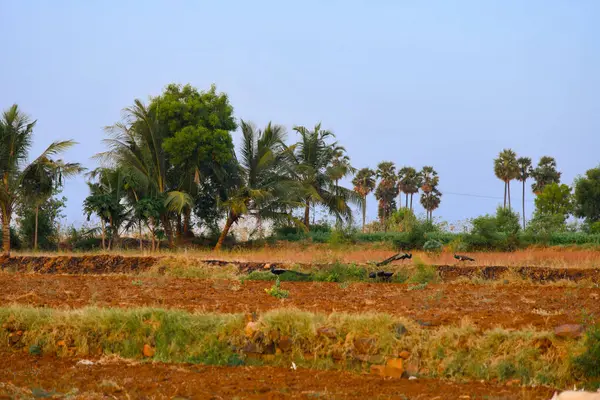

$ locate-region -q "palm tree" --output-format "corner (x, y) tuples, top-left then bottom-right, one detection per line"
(99, 99), (193, 247)
(0, 104), (78, 256)
(398, 167), (421, 210)
(516, 157), (532, 229)
(531, 156), (561, 194)
(493, 149), (519, 210)
(352, 168), (376, 232)
(419, 166), (440, 221)
(375, 161), (398, 228)
(214, 121), (301, 250)
(20, 157), (84, 250)
(285, 123), (359, 229)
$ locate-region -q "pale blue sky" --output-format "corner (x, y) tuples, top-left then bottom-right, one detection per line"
(1, 1), (598, 228)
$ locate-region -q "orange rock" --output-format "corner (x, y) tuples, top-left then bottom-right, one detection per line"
(383, 366), (403, 378)
(398, 350), (410, 360)
(57, 340), (66, 347)
(245, 321), (261, 338)
(554, 324), (584, 338)
(386, 358), (403, 370)
(142, 344), (155, 357)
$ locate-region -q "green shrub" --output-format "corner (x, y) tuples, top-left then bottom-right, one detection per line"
(573, 323), (600, 380)
(265, 278), (289, 299)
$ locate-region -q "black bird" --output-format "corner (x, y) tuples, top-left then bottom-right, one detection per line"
(270, 266), (310, 277)
(454, 254), (475, 262)
(376, 252), (412, 267)
(369, 271), (394, 281)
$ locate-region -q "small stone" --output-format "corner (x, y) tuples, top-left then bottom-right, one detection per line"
(245, 321), (261, 338)
(408, 376), (417, 380)
(398, 350), (410, 360)
(394, 323), (408, 338)
(554, 324), (584, 339)
(57, 340), (66, 347)
(317, 327), (337, 339)
(142, 344), (155, 357)
(353, 337), (377, 354)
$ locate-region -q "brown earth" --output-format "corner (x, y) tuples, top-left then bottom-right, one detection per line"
(1, 274), (598, 329)
(2, 255), (600, 282)
(0, 351), (555, 399)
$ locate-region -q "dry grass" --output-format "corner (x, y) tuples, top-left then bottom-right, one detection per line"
(14, 244), (600, 268)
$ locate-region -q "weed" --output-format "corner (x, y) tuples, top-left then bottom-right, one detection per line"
(131, 279), (144, 286)
(265, 278), (289, 299)
(408, 283), (428, 291)
(408, 259), (439, 284)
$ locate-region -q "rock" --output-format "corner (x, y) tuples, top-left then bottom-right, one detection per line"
(398, 350), (410, 360)
(317, 327), (337, 339)
(353, 337), (377, 354)
(408, 376), (417, 380)
(142, 344), (155, 357)
(263, 263), (271, 270)
(394, 323), (408, 338)
(245, 321), (261, 338)
(554, 324), (584, 338)
(57, 340), (66, 347)
(77, 359), (95, 366)
(278, 336), (293, 352)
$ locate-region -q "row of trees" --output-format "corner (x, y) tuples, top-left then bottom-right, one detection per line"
(352, 164), (441, 232)
(494, 149), (561, 228)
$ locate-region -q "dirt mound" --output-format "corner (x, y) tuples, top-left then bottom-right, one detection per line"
(437, 265), (600, 282)
(0, 255), (158, 274)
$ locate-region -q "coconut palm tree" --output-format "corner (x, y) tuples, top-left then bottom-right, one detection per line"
(352, 168), (376, 232)
(494, 149), (519, 210)
(531, 156), (561, 194)
(20, 157), (84, 250)
(0, 104), (78, 256)
(214, 121), (302, 250)
(285, 123), (359, 229)
(419, 166), (441, 221)
(375, 161), (398, 228)
(516, 157), (532, 229)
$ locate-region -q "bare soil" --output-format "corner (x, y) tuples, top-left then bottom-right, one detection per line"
(1, 274), (598, 329)
(0, 351), (555, 399)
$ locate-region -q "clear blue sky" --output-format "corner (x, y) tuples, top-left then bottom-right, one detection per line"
(1, 1), (598, 228)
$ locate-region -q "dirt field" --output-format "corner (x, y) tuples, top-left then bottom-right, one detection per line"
(2, 274), (598, 329)
(0, 351), (555, 399)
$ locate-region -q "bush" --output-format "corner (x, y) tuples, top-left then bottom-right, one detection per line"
(264, 278), (289, 299)
(573, 323), (600, 381)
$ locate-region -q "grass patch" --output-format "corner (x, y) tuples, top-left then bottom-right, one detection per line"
(265, 278), (289, 299)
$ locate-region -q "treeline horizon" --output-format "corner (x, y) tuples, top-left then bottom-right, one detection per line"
(1, 83), (599, 254)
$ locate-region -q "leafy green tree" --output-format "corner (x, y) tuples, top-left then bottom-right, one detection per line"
(495, 206), (520, 235)
(17, 195), (66, 250)
(494, 149), (519, 210)
(0, 104), (78, 256)
(526, 213), (566, 235)
(531, 156), (561, 194)
(398, 167), (421, 210)
(286, 123), (359, 229)
(574, 166), (600, 224)
(352, 168), (376, 232)
(375, 162), (398, 227)
(214, 121), (301, 250)
(516, 157), (532, 228)
(419, 166), (441, 221)
(133, 196), (164, 251)
(534, 182), (573, 222)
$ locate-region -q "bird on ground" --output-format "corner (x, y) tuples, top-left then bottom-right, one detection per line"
(376, 252), (412, 267)
(454, 254), (475, 262)
(369, 271), (394, 281)
(270, 266), (310, 277)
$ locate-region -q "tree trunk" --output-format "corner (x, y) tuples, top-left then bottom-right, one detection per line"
(1, 210), (10, 256)
(139, 219), (143, 252)
(304, 198), (310, 230)
(362, 195), (367, 233)
(507, 181), (512, 210)
(503, 181), (507, 209)
(162, 215), (175, 248)
(183, 207), (191, 236)
(215, 214), (236, 251)
(410, 194), (413, 211)
(34, 205), (39, 251)
(405, 193), (408, 208)
(522, 179), (526, 229)
(176, 213), (183, 240)
(101, 222), (106, 251)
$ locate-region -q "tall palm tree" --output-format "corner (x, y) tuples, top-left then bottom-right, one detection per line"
(20, 157), (84, 250)
(0, 104), (78, 256)
(214, 121), (301, 250)
(398, 167), (421, 210)
(531, 156), (561, 194)
(285, 123), (359, 229)
(493, 149), (519, 210)
(99, 99), (193, 247)
(419, 166), (441, 221)
(516, 157), (532, 229)
(375, 161), (398, 228)
(352, 168), (376, 232)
